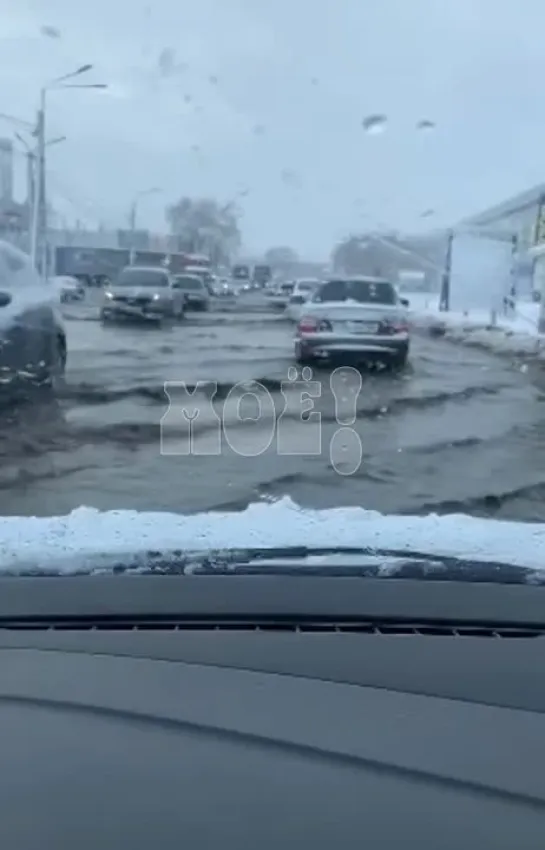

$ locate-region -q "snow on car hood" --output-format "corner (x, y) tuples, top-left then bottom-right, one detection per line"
(0, 241), (57, 329)
(1, 496), (545, 573)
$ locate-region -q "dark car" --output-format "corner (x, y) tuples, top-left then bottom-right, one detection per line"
(252, 263), (272, 286)
(0, 242), (66, 405)
(232, 264), (250, 281)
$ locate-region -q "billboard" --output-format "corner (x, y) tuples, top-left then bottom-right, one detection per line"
(0, 138), (13, 203)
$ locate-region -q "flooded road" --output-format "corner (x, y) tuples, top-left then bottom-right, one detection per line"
(0, 293), (544, 520)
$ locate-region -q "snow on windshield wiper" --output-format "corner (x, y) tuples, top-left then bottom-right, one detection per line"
(7, 545), (544, 583)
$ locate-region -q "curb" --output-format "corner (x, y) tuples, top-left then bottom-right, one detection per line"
(410, 313), (545, 363)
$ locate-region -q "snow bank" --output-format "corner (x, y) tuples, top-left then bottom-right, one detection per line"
(408, 293), (545, 360)
(1, 496), (545, 573)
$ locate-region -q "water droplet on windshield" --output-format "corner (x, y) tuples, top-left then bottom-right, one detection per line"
(281, 169), (301, 188)
(158, 48), (176, 77)
(362, 114), (388, 134)
(40, 25), (61, 39)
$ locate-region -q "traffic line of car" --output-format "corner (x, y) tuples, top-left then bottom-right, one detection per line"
(100, 265), (219, 325)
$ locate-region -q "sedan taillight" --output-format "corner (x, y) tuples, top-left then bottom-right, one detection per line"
(298, 316), (318, 334)
(380, 320), (409, 334)
(297, 316), (332, 334)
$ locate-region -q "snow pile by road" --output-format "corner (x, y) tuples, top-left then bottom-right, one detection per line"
(408, 293), (545, 359)
(1, 496), (545, 573)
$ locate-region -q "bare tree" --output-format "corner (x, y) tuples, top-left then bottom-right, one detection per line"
(166, 197), (241, 265)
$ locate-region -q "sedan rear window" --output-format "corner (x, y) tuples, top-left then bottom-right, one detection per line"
(315, 279), (396, 305)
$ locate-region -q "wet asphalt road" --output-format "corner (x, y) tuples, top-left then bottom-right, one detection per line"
(0, 291), (545, 521)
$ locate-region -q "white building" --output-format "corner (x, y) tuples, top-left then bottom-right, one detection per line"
(462, 184), (545, 297)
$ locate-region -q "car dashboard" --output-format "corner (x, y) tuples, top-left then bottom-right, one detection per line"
(0, 574), (544, 849)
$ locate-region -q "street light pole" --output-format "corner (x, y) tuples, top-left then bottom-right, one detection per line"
(30, 93), (44, 271)
(37, 88), (47, 276)
(30, 64), (107, 276)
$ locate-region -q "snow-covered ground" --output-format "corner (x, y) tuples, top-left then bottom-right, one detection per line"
(408, 293), (545, 359)
(1, 496), (545, 573)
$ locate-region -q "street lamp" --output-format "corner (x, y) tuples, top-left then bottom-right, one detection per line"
(128, 188), (161, 263)
(31, 64), (107, 275)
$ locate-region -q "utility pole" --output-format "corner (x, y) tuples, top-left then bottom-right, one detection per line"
(29, 101), (43, 271)
(128, 188), (161, 265)
(128, 200), (137, 265)
(439, 230), (454, 312)
(26, 150), (35, 210)
(38, 88), (48, 277)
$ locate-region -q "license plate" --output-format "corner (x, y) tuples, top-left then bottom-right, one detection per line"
(346, 321), (378, 334)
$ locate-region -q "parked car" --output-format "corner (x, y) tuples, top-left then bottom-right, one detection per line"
(266, 281), (295, 309)
(52, 275), (85, 303)
(101, 266), (185, 324)
(0, 241), (66, 404)
(285, 278), (322, 321)
(172, 274), (211, 311)
(294, 276), (410, 368)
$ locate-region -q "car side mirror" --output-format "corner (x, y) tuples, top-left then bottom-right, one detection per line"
(0, 291), (12, 307)
(400, 297), (409, 307)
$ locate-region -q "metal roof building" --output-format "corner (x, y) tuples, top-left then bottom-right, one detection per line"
(463, 184), (544, 227)
(461, 184), (544, 255)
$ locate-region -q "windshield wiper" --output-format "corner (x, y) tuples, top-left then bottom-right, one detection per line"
(8, 545), (543, 583)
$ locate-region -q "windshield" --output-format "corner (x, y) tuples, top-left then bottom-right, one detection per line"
(115, 269), (169, 287)
(315, 279), (397, 304)
(232, 265), (250, 279)
(2, 6), (545, 588)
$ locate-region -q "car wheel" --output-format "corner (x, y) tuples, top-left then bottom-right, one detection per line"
(57, 334), (67, 375)
(34, 333), (66, 395)
(389, 348), (409, 370)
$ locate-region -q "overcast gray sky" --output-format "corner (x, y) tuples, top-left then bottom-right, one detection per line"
(1, 0), (543, 256)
